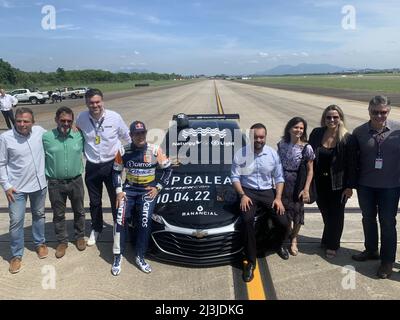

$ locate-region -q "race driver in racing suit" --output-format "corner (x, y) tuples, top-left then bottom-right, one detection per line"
(111, 120), (172, 275)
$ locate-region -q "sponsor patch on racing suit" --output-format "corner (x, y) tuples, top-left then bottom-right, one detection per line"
(112, 143), (172, 258)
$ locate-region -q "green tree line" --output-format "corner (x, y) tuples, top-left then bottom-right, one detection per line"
(0, 58), (182, 88)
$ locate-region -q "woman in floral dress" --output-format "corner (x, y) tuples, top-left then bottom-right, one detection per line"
(277, 117), (315, 256)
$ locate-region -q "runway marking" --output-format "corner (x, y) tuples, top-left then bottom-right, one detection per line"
(233, 258), (277, 300)
(244, 260), (267, 300)
(214, 81), (225, 114)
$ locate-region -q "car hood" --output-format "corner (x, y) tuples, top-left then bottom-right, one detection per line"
(154, 170), (240, 228)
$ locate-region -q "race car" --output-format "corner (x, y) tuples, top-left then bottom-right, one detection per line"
(146, 113), (278, 266)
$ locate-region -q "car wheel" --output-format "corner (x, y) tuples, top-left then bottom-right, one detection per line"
(29, 97), (38, 104)
(71, 93), (77, 99)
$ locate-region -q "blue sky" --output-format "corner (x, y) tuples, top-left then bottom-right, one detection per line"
(0, 0), (399, 75)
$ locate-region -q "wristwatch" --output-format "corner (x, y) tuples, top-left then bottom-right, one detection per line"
(156, 184), (163, 192)
(239, 193), (245, 198)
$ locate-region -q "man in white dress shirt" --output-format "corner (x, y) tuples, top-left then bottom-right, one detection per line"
(0, 88), (18, 129)
(0, 107), (48, 274)
(76, 89), (131, 246)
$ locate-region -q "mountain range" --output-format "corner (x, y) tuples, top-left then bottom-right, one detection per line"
(254, 63), (347, 76)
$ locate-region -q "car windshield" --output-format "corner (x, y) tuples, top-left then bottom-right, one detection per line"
(161, 121), (246, 174)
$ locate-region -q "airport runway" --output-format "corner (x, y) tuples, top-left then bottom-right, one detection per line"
(1, 80), (400, 300)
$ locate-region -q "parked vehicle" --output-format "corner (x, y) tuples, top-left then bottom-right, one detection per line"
(145, 114), (244, 265)
(60, 87), (88, 99)
(9, 88), (48, 104)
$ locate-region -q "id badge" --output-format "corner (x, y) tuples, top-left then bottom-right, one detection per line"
(95, 135), (101, 145)
(375, 158), (383, 169)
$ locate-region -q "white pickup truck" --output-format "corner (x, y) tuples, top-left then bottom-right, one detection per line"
(9, 88), (49, 104)
(60, 87), (88, 99)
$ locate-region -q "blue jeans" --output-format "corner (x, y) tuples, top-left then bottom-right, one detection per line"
(357, 186), (400, 263)
(113, 190), (156, 259)
(9, 188), (47, 258)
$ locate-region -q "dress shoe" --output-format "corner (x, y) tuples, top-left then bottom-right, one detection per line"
(276, 246), (289, 260)
(36, 244), (48, 259)
(9, 257), (22, 274)
(377, 263), (393, 279)
(55, 243), (68, 258)
(352, 250), (379, 262)
(76, 238), (86, 251)
(243, 263), (255, 282)
(325, 249), (336, 259)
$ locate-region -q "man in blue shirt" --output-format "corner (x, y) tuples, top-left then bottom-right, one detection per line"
(231, 123), (289, 282)
(0, 107), (48, 274)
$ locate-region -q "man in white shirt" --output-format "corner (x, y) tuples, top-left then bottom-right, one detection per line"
(76, 88), (131, 246)
(0, 88), (18, 129)
(0, 107), (48, 274)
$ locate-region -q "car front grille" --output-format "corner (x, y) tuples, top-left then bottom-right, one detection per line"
(162, 217), (237, 229)
(151, 231), (242, 259)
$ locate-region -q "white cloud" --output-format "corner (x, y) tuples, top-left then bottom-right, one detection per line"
(259, 52), (269, 57)
(58, 8), (74, 13)
(129, 62), (147, 66)
(143, 15), (171, 26)
(57, 24), (81, 31)
(304, 0), (341, 8)
(301, 52), (309, 57)
(247, 60), (259, 64)
(93, 29), (181, 43)
(134, 51), (140, 55)
(1, 0), (12, 8)
(81, 4), (136, 17)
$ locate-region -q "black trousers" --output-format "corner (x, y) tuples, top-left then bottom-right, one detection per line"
(85, 160), (117, 232)
(316, 175), (345, 251)
(241, 188), (290, 265)
(1, 110), (15, 129)
(48, 176), (85, 243)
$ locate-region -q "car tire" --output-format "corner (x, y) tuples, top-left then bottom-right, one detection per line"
(29, 97), (38, 104)
(71, 93), (77, 99)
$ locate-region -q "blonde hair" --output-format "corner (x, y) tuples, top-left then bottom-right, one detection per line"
(320, 104), (348, 142)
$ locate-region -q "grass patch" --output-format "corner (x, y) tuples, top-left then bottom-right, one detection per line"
(30, 79), (198, 93)
(241, 74), (400, 94)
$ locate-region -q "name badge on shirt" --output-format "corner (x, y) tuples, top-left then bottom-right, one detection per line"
(95, 135), (101, 145)
(375, 158), (383, 169)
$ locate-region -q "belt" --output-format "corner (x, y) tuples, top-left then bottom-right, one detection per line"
(47, 175), (81, 184)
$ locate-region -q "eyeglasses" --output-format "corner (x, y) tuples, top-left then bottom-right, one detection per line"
(325, 116), (340, 120)
(59, 119), (73, 123)
(371, 110), (388, 116)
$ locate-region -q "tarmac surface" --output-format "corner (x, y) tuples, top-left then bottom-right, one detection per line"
(1, 80), (400, 300)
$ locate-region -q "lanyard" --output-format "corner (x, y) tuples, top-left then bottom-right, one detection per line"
(89, 117), (105, 136)
(373, 130), (386, 157)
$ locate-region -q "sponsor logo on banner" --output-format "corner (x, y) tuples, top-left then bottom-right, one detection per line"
(182, 205), (218, 217)
(181, 128), (227, 139)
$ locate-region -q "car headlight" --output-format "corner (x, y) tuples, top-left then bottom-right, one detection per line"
(152, 214), (164, 225)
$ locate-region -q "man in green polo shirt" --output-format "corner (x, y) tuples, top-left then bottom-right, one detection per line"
(43, 107), (86, 258)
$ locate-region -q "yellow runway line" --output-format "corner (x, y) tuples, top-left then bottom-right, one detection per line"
(244, 261), (267, 300)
